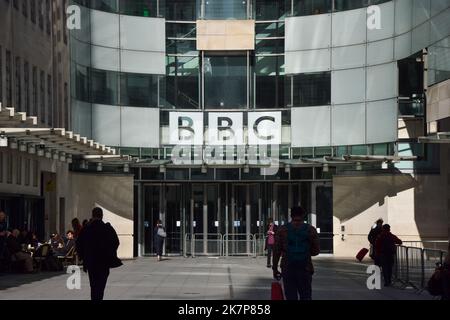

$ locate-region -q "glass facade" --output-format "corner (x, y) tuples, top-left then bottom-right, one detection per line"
(204, 55), (248, 109)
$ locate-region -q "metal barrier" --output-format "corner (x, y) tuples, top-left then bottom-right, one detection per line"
(402, 241), (448, 251)
(192, 233), (223, 257)
(223, 234), (256, 257)
(254, 233), (267, 256)
(394, 245), (446, 292)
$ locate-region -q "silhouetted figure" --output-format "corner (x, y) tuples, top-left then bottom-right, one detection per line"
(368, 218), (384, 264)
(265, 218), (278, 268)
(273, 207), (320, 300)
(0, 211), (8, 259)
(375, 224), (402, 287)
(153, 220), (166, 261)
(6, 229), (34, 273)
(442, 242), (450, 300)
(72, 218), (83, 239)
(76, 207), (121, 301)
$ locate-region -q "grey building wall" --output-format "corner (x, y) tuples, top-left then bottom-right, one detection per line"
(0, 0), (70, 129)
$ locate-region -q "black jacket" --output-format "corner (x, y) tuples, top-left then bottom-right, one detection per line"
(76, 219), (121, 270)
(368, 226), (383, 245)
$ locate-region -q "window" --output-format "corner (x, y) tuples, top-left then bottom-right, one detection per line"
(32, 66), (37, 115)
(25, 158), (30, 186)
(24, 61), (29, 113)
(75, 64), (90, 102)
(7, 153), (13, 184)
(91, 68), (119, 105)
(64, 82), (68, 128)
(120, 73), (159, 107)
(47, 74), (52, 126)
(22, 0), (28, 17)
(16, 156), (22, 185)
(165, 0), (197, 21)
(255, 0), (286, 21)
(0, 46), (2, 105)
(38, 0), (44, 30)
(90, 0), (119, 13)
(255, 55), (286, 108)
(204, 0), (248, 20)
(63, 0), (68, 44)
(6, 50), (12, 107)
(30, 0), (36, 23)
(33, 159), (39, 187)
(290, 72), (331, 107)
(293, 0), (331, 16)
(119, 0), (159, 17)
(165, 56), (199, 109)
(0, 152), (3, 183)
(204, 55), (248, 109)
(40, 70), (45, 122)
(46, 0), (51, 35)
(15, 56), (21, 111)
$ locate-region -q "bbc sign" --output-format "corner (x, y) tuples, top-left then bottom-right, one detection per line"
(169, 112), (282, 146)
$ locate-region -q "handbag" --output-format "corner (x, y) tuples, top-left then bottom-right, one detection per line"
(157, 227), (167, 238)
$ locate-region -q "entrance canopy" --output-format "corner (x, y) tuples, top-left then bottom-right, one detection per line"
(0, 104), (116, 160)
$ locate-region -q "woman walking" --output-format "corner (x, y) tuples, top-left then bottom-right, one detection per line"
(154, 220), (166, 261)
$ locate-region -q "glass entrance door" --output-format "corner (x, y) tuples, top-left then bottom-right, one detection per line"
(143, 184), (184, 256)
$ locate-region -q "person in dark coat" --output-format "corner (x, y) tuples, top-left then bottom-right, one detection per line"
(153, 220), (166, 262)
(265, 218), (278, 268)
(368, 218), (383, 263)
(442, 241), (450, 300)
(375, 224), (402, 287)
(76, 207), (122, 301)
(0, 211), (8, 259)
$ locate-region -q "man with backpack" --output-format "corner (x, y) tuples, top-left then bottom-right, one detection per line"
(272, 206), (320, 300)
(375, 224), (402, 287)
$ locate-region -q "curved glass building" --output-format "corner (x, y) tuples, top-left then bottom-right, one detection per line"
(69, 0), (450, 257)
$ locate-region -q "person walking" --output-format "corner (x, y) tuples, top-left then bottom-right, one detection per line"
(441, 241), (450, 300)
(154, 220), (166, 262)
(272, 206), (320, 300)
(265, 218), (277, 268)
(368, 218), (383, 264)
(0, 211), (8, 260)
(76, 207), (122, 301)
(375, 224), (402, 287)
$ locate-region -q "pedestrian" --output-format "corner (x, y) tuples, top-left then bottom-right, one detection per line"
(154, 220), (166, 262)
(72, 218), (83, 239)
(368, 219), (383, 264)
(265, 218), (277, 268)
(441, 241), (450, 300)
(0, 211), (8, 260)
(375, 224), (402, 287)
(76, 207), (122, 301)
(272, 206), (320, 300)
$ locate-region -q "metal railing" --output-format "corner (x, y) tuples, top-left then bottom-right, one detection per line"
(183, 233), (269, 257)
(191, 233), (223, 257)
(223, 234), (256, 257)
(401, 241), (448, 251)
(394, 245), (447, 292)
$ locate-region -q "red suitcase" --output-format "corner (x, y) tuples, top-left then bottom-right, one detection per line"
(356, 248), (369, 262)
(271, 281), (284, 300)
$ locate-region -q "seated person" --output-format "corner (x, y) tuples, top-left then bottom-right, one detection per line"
(64, 230), (76, 255)
(6, 229), (34, 273)
(49, 233), (65, 257)
(30, 232), (42, 249)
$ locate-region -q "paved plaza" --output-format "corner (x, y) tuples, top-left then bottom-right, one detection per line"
(0, 256), (433, 300)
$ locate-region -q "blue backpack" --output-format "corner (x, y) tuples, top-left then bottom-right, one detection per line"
(287, 223), (310, 264)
